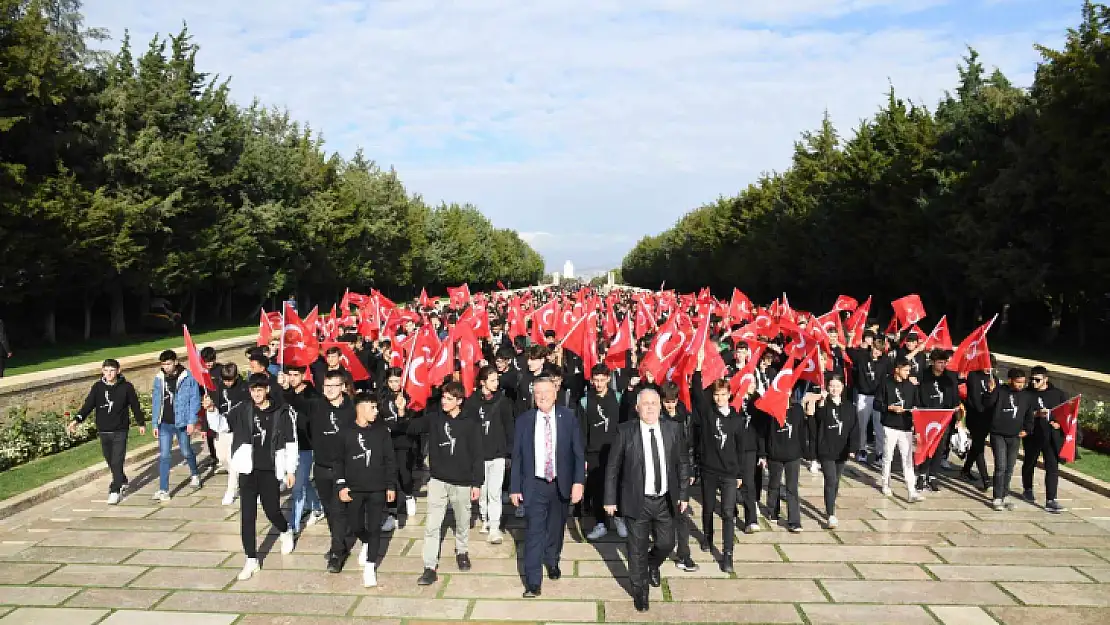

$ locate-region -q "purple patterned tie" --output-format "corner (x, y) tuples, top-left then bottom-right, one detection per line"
(544, 414), (554, 481)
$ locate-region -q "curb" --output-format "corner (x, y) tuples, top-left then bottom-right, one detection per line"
(0, 441), (160, 521)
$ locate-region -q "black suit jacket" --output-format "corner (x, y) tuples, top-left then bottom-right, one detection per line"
(604, 418), (689, 520)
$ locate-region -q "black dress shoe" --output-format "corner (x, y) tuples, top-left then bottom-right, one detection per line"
(326, 552), (343, 574)
(720, 553), (734, 574)
(522, 585), (541, 598)
(634, 589), (649, 612)
(417, 568), (438, 585)
(648, 567), (661, 587)
(546, 564), (561, 580)
(456, 553), (472, 571)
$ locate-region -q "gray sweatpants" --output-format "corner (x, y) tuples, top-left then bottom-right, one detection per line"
(422, 478), (473, 569)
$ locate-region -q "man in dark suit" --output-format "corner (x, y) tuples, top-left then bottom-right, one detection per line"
(604, 387), (689, 612)
(510, 377), (585, 598)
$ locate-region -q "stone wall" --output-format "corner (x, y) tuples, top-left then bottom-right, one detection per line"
(994, 352), (1110, 404)
(0, 335), (257, 421)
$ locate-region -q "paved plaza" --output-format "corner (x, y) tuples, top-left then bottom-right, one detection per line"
(1, 450), (1108, 625)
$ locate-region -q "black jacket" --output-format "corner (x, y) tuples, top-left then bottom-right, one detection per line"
(604, 418), (689, 519)
(283, 383), (319, 451)
(964, 370), (995, 429)
(1025, 384), (1069, 441)
(335, 420), (396, 492)
(75, 376), (145, 432)
(919, 369), (960, 411)
(377, 388), (414, 449)
(766, 403), (808, 462)
(407, 409), (484, 487)
(226, 400), (298, 476)
(874, 377), (920, 431)
(813, 398), (859, 461)
(580, 388), (622, 458)
(308, 396), (356, 468)
(464, 390), (515, 460)
(853, 355), (887, 396)
(984, 384), (1034, 437)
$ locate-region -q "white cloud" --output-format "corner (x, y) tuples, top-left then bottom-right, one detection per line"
(80, 0), (1074, 270)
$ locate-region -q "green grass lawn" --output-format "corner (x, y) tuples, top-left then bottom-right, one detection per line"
(0, 426), (154, 501)
(1068, 446), (1110, 484)
(4, 323), (256, 377)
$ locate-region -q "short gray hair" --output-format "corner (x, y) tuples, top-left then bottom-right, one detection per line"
(636, 388), (660, 405)
(533, 377), (557, 392)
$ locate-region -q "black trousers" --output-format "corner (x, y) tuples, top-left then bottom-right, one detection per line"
(389, 447), (413, 513)
(990, 434), (1020, 501)
(314, 464), (355, 556)
(740, 451), (762, 526)
(767, 459), (801, 525)
(627, 495), (674, 594)
(674, 505), (691, 559)
(585, 451), (609, 524)
(239, 469), (289, 558)
(819, 459), (845, 516)
(1022, 434), (1059, 501)
(962, 421), (990, 482)
(700, 470), (737, 553)
(99, 430), (129, 494)
(348, 490), (386, 565)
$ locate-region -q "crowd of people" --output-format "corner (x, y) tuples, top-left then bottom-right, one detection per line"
(64, 285), (1075, 613)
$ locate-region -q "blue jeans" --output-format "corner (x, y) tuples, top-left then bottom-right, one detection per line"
(158, 422), (199, 492)
(291, 449), (322, 532)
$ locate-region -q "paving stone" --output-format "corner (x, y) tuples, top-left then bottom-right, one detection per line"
(853, 563), (931, 580)
(236, 569), (439, 597)
(128, 566), (239, 590)
(353, 597), (469, 619)
(927, 565), (1090, 582)
(782, 545), (941, 563)
(1000, 582), (1110, 606)
(1036, 522), (1110, 536)
(733, 529), (838, 543)
(0, 546), (136, 564)
(933, 547), (1104, 566)
(820, 519), (872, 532)
(1034, 535), (1110, 548)
(124, 549), (231, 567)
(930, 606), (999, 625)
(1076, 566), (1110, 581)
(65, 517), (186, 532)
(37, 563), (148, 587)
(963, 521), (1047, 534)
(604, 601), (800, 623)
(377, 555), (522, 575)
(64, 588), (168, 609)
(876, 509), (978, 520)
(988, 606), (1110, 625)
(941, 533), (1043, 548)
(158, 590), (356, 615)
(834, 532), (949, 546)
(667, 577), (826, 602)
(0, 563), (58, 584)
(573, 558), (731, 578)
(0, 543), (30, 558)
(0, 607), (108, 625)
(100, 610), (239, 625)
(37, 530), (186, 549)
(238, 617), (401, 625)
(470, 599), (597, 621)
(865, 520), (973, 533)
(802, 604), (934, 625)
(730, 562), (857, 579)
(821, 580), (1013, 605)
(74, 506), (157, 519)
(0, 586), (79, 606)
(444, 574), (661, 600)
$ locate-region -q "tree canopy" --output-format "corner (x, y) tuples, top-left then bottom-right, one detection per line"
(621, 2), (1110, 349)
(0, 0), (544, 343)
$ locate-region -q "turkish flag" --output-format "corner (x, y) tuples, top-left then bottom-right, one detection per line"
(815, 310), (845, 342)
(560, 310), (594, 373)
(321, 341), (371, 382)
(730, 322), (759, 344)
(728, 288), (754, 324)
(447, 284), (471, 309)
(892, 294), (927, 328)
(257, 309), (282, 346)
(912, 408), (957, 465)
(280, 303), (319, 367)
(1051, 395), (1082, 463)
(833, 295), (858, 313)
(183, 325), (215, 391)
(604, 313), (634, 369)
(729, 343), (766, 409)
(427, 335), (455, 388)
(459, 305), (490, 339)
(497, 280), (506, 291)
(947, 315), (997, 376)
(844, 296), (871, 347)
(754, 354), (799, 427)
(506, 300), (526, 341)
(633, 299), (654, 339)
(419, 288), (432, 309)
(531, 300), (559, 345)
(402, 326), (438, 409)
(452, 322), (481, 396)
(924, 315), (954, 351)
(639, 314), (689, 383)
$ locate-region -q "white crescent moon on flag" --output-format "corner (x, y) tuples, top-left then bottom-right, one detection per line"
(965, 337), (981, 359)
(803, 358), (816, 373)
(925, 421), (943, 441)
(542, 309), (554, 327)
(771, 368), (793, 393)
(654, 331), (673, 361)
(408, 356), (426, 387)
(434, 346), (450, 369)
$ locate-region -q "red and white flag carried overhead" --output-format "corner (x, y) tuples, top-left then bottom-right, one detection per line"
(947, 315), (997, 376)
(321, 341), (371, 382)
(924, 315), (953, 351)
(183, 325), (215, 392)
(892, 294), (927, 329)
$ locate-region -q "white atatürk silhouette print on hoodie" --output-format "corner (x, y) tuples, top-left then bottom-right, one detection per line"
(101, 390), (115, 415)
(440, 422), (457, 455)
(353, 432), (372, 467)
(714, 416), (728, 450)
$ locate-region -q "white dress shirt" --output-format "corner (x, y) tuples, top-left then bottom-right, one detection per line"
(640, 420), (667, 496)
(534, 408), (557, 479)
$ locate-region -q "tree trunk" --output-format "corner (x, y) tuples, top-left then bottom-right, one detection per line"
(188, 290), (197, 326)
(224, 288), (235, 321)
(42, 307), (56, 344)
(1076, 315), (1086, 348)
(137, 286), (150, 329)
(999, 302), (1011, 338)
(109, 282), (127, 336)
(1044, 294), (1063, 345)
(83, 292), (94, 341)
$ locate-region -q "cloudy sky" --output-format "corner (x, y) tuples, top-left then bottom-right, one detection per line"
(82, 0), (1078, 272)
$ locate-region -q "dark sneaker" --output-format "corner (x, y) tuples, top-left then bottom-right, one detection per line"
(1022, 489), (1035, 502)
(326, 553), (343, 574)
(675, 556), (699, 572)
(456, 553), (471, 571)
(1046, 500), (1067, 513)
(417, 568), (438, 585)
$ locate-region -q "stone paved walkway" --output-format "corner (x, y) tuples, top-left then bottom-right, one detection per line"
(1, 450), (1108, 625)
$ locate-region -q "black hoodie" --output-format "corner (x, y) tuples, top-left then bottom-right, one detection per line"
(580, 388), (622, 459)
(874, 377), (920, 431)
(308, 395), (357, 468)
(766, 403), (807, 462)
(964, 370), (995, 430)
(853, 354), (888, 396)
(813, 398), (859, 461)
(335, 419), (396, 492)
(283, 383), (319, 451)
(75, 376), (145, 432)
(464, 390), (514, 460)
(227, 399), (297, 472)
(919, 368), (960, 411)
(377, 387), (414, 449)
(984, 383), (1034, 438)
(407, 408), (484, 487)
(691, 403), (745, 477)
(1025, 384), (1069, 441)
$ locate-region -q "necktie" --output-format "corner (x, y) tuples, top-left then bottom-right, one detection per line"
(649, 427), (662, 495)
(544, 414), (554, 481)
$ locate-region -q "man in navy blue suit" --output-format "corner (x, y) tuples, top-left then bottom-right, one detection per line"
(510, 377), (585, 598)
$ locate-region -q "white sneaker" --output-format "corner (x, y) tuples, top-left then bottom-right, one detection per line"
(809, 460), (820, 474)
(488, 529), (503, 544)
(479, 520), (490, 534)
(586, 523), (608, 541)
(908, 492), (925, 503)
(358, 543), (369, 569)
(381, 515), (396, 532)
(306, 509), (325, 527)
(614, 517), (628, 539)
(881, 485), (893, 497)
(279, 530), (295, 555)
(107, 492), (121, 505)
(992, 498), (1005, 511)
(406, 496), (417, 517)
(152, 490), (171, 502)
(747, 523), (761, 533)
(238, 557), (260, 580)
(362, 561), (377, 587)
(222, 491), (236, 506)
(190, 475), (202, 488)
(826, 515), (839, 529)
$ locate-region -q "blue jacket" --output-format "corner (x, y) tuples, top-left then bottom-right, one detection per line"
(510, 406), (586, 501)
(152, 367), (201, 428)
